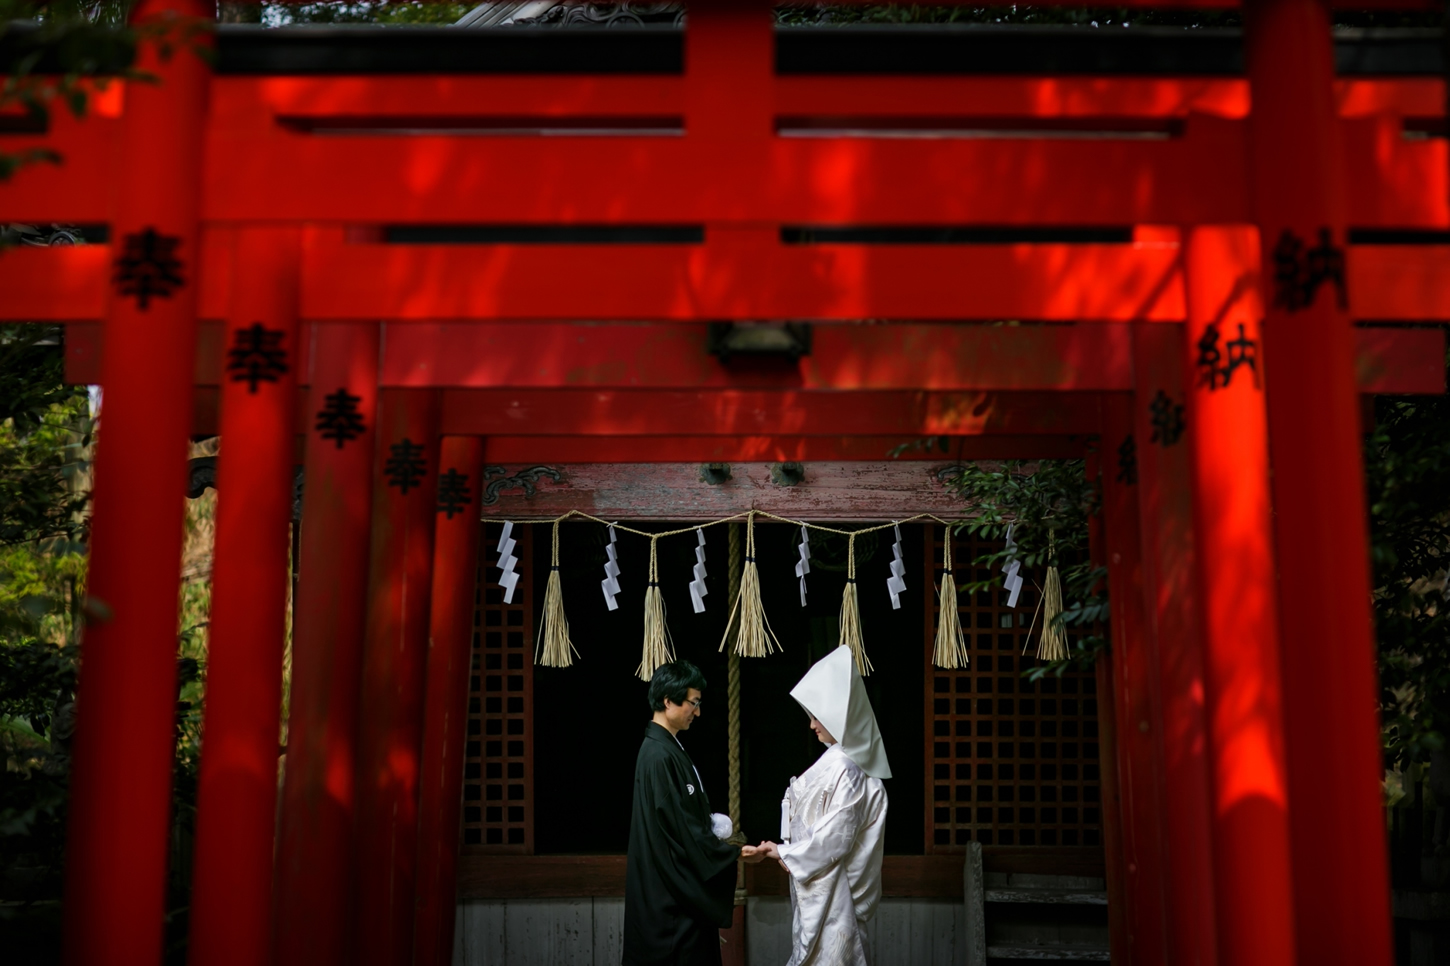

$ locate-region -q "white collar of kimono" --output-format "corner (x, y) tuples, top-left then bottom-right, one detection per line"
(789, 645), (892, 780)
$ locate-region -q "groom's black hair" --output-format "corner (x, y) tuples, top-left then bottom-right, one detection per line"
(649, 660), (707, 712)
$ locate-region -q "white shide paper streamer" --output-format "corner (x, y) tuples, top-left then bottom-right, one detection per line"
(497, 520), (520, 604)
(887, 522), (907, 610)
(689, 528), (709, 614)
(795, 524), (812, 606)
(1002, 523), (1024, 608)
(601, 524), (622, 611)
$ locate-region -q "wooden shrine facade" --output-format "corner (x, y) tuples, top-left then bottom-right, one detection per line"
(3, 2), (1449, 966)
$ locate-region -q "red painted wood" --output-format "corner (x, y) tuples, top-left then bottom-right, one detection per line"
(1352, 246), (1450, 323)
(0, 100), (117, 223)
(1179, 226), (1294, 966)
(0, 245), (108, 319)
(189, 228), (301, 966)
(50, 314), (1447, 398)
(1131, 323), (1219, 966)
(1099, 394), (1170, 966)
(477, 434), (1088, 464)
(354, 389), (442, 966)
(58, 6), (208, 964)
(300, 239), (1185, 322)
(384, 323), (1135, 391)
(1086, 455), (1131, 966)
(413, 437), (485, 966)
(3, 75), (1443, 228)
(1246, 1), (1394, 962)
(435, 389), (1101, 436)
(274, 323), (380, 966)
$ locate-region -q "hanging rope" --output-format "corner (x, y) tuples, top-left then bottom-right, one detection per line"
(523, 508), (987, 668)
(719, 512), (780, 658)
(838, 532), (872, 675)
(1037, 530), (1068, 662)
(535, 518), (578, 667)
(933, 524), (969, 669)
(636, 536), (675, 681)
(727, 523), (747, 869)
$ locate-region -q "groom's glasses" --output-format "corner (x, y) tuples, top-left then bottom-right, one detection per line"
(684, 698), (702, 710)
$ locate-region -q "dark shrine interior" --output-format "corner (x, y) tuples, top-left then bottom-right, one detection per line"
(531, 520), (927, 855)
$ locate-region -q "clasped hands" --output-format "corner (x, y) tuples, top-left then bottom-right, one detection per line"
(739, 841), (787, 872)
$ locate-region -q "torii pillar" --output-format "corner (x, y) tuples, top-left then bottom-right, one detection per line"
(1245, 1), (1394, 962)
(60, 3), (209, 962)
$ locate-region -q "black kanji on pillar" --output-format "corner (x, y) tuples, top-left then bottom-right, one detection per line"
(315, 388), (366, 448)
(436, 468), (472, 518)
(385, 438), (427, 493)
(1195, 321), (1260, 391)
(1116, 433), (1138, 485)
(1272, 227), (1347, 312)
(226, 323), (289, 393)
(1148, 390), (1186, 447)
(112, 227), (185, 310)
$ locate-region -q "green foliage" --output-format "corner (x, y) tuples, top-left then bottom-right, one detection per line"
(938, 458), (1106, 678)
(0, 1), (137, 181)
(1366, 365), (1450, 772)
(0, 329), (90, 549)
(0, 337), (89, 962)
(258, 2), (472, 25)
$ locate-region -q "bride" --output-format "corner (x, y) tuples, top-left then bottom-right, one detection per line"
(742, 645), (891, 966)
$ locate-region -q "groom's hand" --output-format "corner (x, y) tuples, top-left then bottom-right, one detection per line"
(752, 841), (788, 872)
(739, 845), (766, 865)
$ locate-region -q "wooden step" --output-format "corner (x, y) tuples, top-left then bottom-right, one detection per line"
(985, 888), (1108, 906)
(986, 940), (1112, 961)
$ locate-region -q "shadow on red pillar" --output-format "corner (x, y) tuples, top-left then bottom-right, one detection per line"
(1131, 322), (1219, 966)
(188, 227), (301, 966)
(1098, 394), (1170, 966)
(354, 389), (442, 966)
(1181, 225), (1296, 966)
(414, 436), (486, 966)
(1246, 1), (1394, 962)
(274, 322), (380, 966)
(1085, 449), (1131, 966)
(60, 3), (209, 963)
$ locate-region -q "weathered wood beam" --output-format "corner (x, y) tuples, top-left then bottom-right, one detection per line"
(474, 436), (1088, 468)
(466, 461), (1033, 520)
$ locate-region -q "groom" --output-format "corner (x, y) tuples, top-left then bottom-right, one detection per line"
(623, 660), (739, 966)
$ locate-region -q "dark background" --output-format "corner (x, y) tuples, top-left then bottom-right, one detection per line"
(532, 520), (925, 855)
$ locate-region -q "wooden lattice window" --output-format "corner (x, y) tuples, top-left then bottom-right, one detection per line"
(462, 522), (535, 853)
(924, 529), (1102, 852)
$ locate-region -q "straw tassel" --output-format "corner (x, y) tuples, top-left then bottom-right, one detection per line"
(1036, 533), (1068, 662)
(933, 526), (968, 669)
(637, 537), (676, 681)
(719, 512), (780, 658)
(839, 533), (873, 675)
(535, 519), (578, 668)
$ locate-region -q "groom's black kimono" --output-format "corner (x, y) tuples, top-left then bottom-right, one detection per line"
(623, 723), (738, 966)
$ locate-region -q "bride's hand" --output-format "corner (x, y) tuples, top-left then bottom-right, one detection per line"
(739, 845), (765, 864)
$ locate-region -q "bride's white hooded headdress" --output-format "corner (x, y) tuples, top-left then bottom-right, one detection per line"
(789, 645), (892, 779)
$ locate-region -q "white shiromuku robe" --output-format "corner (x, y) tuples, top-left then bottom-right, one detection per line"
(778, 743), (888, 966)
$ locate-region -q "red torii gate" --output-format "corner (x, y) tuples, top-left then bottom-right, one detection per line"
(3, 1), (1447, 965)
